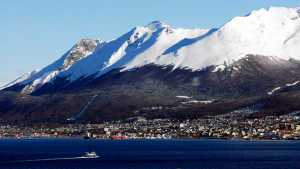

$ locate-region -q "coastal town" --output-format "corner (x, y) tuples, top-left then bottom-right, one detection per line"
(1, 111), (300, 140)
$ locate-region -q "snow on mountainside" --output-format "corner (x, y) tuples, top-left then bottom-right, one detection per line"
(158, 7), (300, 69)
(62, 39), (101, 69)
(0, 70), (38, 90)
(19, 39), (103, 94)
(11, 21), (208, 94)
(59, 21), (206, 80)
(4, 7), (300, 94)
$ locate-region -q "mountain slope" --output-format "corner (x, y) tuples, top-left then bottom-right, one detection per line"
(3, 7), (300, 123)
(3, 55), (300, 123)
(159, 7), (300, 69)
(4, 7), (300, 95)
(4, 21), (207, 94)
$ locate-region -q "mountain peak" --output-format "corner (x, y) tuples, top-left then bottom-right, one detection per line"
(62, 38), (101, 69)
(246, 6), (300, 18)
(5, 7), (300, 95)
(145, 20), (170, 30)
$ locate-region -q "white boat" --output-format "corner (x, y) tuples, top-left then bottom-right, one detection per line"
(82, 151), (99, 159)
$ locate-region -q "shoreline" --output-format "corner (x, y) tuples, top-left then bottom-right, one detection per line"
(0, 137), (299, 142)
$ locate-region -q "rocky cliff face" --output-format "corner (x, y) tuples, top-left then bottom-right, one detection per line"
(62, 39), (101, 69)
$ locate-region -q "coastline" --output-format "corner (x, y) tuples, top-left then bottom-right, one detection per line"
(1, 136), (299, 142)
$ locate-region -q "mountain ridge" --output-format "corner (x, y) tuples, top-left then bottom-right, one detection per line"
(4, 7), (300, 94)
(3, 7), (300, 123)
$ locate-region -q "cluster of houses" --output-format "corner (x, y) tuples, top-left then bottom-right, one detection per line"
(1, 113), (300, 140)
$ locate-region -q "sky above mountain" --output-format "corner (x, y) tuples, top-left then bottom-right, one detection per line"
(1, 0), (300, 86)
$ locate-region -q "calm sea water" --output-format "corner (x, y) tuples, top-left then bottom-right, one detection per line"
(0, 138), (300, 169)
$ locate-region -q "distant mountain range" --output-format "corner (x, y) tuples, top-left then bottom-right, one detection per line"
(2, 7), (300, 124)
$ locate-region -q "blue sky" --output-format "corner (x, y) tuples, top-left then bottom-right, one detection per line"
(1, 0), (300, 86)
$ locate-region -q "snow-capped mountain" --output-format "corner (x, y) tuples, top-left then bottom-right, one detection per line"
(5, 7), (300, 123)
(4, 21), (207, 94)
(159, 7), (300, 68)
(4, 7), (300, 94)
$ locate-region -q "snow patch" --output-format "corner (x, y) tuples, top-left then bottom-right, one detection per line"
(176, 96), (192, 99)
(21, 70), (60, 94)
(181, 100), (214, 104)
(212, 65), (226, 72)
(286, 80), (299, 87)
(268, 87), (281, 95)
(267, 80), (300, 95)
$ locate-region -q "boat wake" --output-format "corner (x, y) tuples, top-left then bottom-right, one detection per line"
(3, 153), (100, 164)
